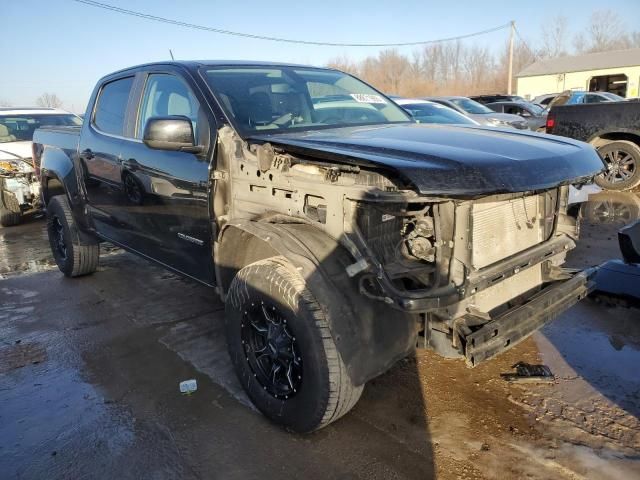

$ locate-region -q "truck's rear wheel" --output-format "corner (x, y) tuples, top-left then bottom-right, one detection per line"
(0, 188), (22, 227)
(46, 195), (99, 277)
(595, 140), (640, 191)
(225, 256), (363, 432)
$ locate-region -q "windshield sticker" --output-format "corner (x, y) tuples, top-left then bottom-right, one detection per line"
(350, 93), (387, 104)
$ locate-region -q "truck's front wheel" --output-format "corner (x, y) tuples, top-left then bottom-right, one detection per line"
(225, 256), (363, 432)
(46, 195), (99, 277)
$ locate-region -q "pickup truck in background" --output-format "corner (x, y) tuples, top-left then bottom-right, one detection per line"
(546, 101), (640, 191)
(33, 61), (604, 432)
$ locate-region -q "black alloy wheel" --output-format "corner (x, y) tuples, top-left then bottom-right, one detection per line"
(241, 301), (302, 399)
(49, 215), (68, 261)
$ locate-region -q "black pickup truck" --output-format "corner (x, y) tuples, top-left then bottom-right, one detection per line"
(546, 101), (640, 191)
(33, 61), (603, 432)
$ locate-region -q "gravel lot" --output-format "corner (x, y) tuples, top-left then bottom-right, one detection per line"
(1, 191), (639, 480)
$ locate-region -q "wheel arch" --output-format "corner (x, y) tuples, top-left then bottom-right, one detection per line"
(216, 220), (419, 385)
(588, 130), (640, 149)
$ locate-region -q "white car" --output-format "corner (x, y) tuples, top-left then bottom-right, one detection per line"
(0, 108), (82, 226)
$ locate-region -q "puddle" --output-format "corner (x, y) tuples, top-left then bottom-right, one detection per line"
(0, 359), (135, 479)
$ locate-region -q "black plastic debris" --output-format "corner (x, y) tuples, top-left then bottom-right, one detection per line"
(501, 361), (555, 383)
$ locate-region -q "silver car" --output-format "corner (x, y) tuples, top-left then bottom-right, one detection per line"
(425, 96), (529, 129)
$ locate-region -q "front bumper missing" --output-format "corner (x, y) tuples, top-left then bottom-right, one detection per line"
(462, 267), (597, 366)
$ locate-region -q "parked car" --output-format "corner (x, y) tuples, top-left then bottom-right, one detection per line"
(393, 98), (479, 125)
(469, 94), (525, 105)
(546, 101), (640, 191)
(485, 101), (547, 131)
(33, 61), (603, 433)
(0, 108), (82, 226)
(532, 93), (559, 108)
(547, 90), (625, 109)
(425, 96), (528, 129)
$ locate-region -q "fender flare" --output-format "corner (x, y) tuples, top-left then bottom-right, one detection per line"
(40, 147), (94, 236)
(217, 220), (419, 385)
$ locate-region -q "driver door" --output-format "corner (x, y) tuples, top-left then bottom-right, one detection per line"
(116, 71), (215, 284)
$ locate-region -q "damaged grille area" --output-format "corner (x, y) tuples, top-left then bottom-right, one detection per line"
(471, 195), (545, 269)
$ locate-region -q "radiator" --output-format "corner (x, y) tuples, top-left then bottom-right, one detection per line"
(471, 195), (543, 269)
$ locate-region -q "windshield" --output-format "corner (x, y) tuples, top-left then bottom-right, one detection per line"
(401, 102), (476, 125)
(202, 66), (411, 135)
(449, 98), (494, 114)
(0, 114), (82, 143)
(526, 103), (545, 115)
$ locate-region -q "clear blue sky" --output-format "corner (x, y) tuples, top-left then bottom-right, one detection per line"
(4, 0), (640, 112)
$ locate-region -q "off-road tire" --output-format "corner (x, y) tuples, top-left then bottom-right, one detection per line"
(225, 256), (363, 432)
(46, 195), (99, 277)
(595, 140), (640, 191)
(0, 189), (22, 227)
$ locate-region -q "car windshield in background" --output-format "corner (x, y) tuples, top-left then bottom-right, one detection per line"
(202, 66), (411, 135)
(527, 103), (545, 115)
(0, 114), (82, 143)
(450, 98), (494, 114)
(402, 103), (476, 125)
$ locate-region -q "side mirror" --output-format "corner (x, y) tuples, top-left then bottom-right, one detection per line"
(143, 116), (203, 153)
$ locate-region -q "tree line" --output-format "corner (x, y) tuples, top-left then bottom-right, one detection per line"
(327, 10), (640, 97)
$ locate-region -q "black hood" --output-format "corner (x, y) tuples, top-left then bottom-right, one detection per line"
(249, 123), (605, 196)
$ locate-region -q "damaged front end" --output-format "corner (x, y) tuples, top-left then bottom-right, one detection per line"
(342, 184), (596, 365)
(215, 127), (597, 368)
(0, 149), (41, 223)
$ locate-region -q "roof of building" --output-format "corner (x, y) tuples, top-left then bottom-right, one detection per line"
(517, 48), (640, 77)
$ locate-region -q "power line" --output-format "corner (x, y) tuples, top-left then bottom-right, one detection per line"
(70, 0), (511, 48)
(514, 25), (539, 60)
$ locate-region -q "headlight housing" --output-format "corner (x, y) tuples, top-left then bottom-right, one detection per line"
(0, 158), (33, 174)
(486, 118), (505, 127)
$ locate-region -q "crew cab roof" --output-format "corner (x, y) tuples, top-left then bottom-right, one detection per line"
(106, 60), (323, 76)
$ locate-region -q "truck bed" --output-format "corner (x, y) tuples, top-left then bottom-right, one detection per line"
(33, 125), (81, 152)
(548, 102), (640, 142)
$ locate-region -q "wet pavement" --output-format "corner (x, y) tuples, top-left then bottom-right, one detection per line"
(1, 191), (639, 480)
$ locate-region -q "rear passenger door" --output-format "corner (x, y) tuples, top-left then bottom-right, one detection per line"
(116, 69), (215, 284)
(80, 75), (134, 241)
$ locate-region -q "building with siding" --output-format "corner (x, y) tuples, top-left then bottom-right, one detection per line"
(516, 48), (640, 100)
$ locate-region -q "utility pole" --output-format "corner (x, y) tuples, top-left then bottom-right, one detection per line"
(507, 20), (515, 95)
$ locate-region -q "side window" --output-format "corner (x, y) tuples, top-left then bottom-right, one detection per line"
(93, 77), (134, 136)
(137, 74), (201, 139)
(584, 94), (602, 104)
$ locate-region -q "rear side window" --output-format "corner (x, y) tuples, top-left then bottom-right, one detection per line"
(93, 77), (134, 136)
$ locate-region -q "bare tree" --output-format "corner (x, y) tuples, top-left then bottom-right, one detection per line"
(322, 9), (639, 98)
(326, 55), (360, 75)
(575, 10), (635, 53)
(541, 15), (568, 58)
(35, 93), (63, 109)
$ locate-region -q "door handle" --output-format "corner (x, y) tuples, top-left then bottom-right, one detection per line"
(81, 149), (94, 160)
